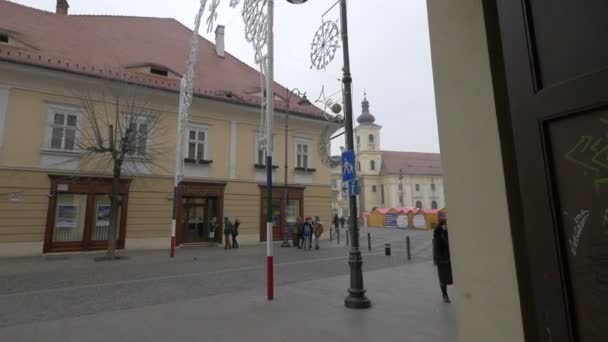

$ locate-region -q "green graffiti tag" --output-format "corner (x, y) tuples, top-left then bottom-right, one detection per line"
(564, 117), (608, 193)
(565, 135), (602, 172)
(595, 178), (608, 193)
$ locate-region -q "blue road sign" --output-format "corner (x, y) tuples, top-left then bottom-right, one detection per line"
(341, 150), (356, 182)
(343, 179), (360, 196)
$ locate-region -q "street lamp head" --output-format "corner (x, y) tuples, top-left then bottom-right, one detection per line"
(331, 103), (342, 114)
(286, 0), (307, 4)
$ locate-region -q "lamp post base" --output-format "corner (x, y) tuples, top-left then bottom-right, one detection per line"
(344, 249), (371, 309)
(344, 293), (371, 309)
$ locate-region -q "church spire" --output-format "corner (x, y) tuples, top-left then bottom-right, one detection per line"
(357, 92), (376, 124)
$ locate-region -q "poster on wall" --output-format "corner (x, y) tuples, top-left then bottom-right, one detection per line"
(9, 192), (21, 202)
(413, 214), (426, 229)
(385, 213), (398, 228)
(397, 215), (409, 228)
(96, 205), (111, 226)
(56, 205), (78, 228)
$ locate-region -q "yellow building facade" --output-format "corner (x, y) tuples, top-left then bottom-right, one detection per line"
(0, 2), (333, 255)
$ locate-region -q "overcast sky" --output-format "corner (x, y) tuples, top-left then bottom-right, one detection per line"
(10, 0), (439, 154)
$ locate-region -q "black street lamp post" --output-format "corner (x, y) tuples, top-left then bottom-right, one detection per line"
(339, 0), (371, 309)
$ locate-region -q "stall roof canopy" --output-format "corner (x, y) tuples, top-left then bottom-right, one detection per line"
(420, 209), (440, 214)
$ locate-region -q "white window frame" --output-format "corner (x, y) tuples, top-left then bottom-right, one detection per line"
(295, 138), (312, 169)
(125, 114), (153, 159)
(185, 124), (209, 161)
(45, 104), (81, 153)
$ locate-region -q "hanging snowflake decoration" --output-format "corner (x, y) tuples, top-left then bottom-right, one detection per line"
(310, 19), (340, 70)
(206, 0), (221, 33)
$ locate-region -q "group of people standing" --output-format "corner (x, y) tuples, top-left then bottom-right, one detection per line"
(208, 217), (240, 250)
(292, 216), (324, 250)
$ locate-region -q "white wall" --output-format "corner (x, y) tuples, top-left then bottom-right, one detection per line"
(427, 0), (525, 341)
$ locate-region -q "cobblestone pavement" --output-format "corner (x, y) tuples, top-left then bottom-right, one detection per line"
(0, 228), (450, 341)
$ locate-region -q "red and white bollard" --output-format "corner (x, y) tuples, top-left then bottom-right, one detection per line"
(170, 219), (176, 258)
(267, 222), (274, 300)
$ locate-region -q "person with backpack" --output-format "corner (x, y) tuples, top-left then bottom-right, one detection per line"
(232, 219), (240, 248)
(302, 217), (314, 251)
(223, 217), (233, 250)
(313, 216), (324, 250)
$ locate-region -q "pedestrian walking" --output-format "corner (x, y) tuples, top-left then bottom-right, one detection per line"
(208, 217), (217, 242)
(433, 219), (453, 303)
(313, 216), (324, 250)
(302, 217), (314, 251)
(339, 216), (346, 228)
(223, 217), (233, 250)
(333, 214), (340, 232)
(232, 219), (240, 248)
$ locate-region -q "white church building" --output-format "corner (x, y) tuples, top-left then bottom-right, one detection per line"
(331, 95), (445, 219)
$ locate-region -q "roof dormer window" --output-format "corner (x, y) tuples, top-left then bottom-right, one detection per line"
(124, 63), (180, 79)
(0, 31), (37, 50)
(150, 67), (169, 77)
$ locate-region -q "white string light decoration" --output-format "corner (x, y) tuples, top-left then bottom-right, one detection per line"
(313, 85), (345, 168)
(319, 122), (343, 168)
(240, 0), (269, 147)
(206, 0), (222, 33)
(242, 0), (268, 64)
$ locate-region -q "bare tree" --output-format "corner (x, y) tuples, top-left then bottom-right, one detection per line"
(70, 80), (172, 260)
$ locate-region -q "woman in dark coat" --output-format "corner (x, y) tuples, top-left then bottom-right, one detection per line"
(433, 219), (453, 303)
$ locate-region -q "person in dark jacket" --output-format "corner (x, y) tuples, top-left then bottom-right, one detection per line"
(433, 219), (453, 303)
(231, 219), (240, 248)
(313, 216), (324, 250)
(223, 217), (233, 250)
(302, 217), (314, 251)
(295, 217), (303, 248)
(333, 214), (340, 231)
(339, 216), (346, 228)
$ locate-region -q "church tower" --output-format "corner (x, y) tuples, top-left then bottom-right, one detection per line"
(354, 94), (382, 213)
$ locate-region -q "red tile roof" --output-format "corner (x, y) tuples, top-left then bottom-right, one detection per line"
(380, 151), (442, 176)
(0, 0), (325, 119)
